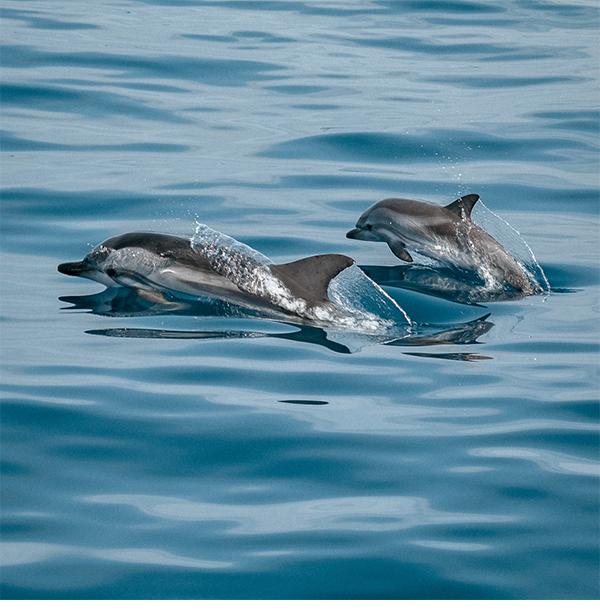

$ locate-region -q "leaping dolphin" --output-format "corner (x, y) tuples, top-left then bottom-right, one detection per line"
(58, 230), (358, 325)
(346, 194), (535, 295)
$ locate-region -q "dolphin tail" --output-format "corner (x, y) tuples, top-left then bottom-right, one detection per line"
(270, 254), (355, 309)
(444, 194), (480, 218)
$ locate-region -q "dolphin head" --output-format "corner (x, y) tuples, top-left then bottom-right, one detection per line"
(58, 232), (199, 289)
(345, 202), (400, 242)
(346, 196), (483, 263)
(345, 226), (380, 242)
(346, 199), (437, 261)
(58, 243), (121, 287)
(346, 198), (438, 239)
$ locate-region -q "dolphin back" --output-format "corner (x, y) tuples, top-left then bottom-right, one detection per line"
(102, 232), (213, 271)
(270, 254), (355, 309)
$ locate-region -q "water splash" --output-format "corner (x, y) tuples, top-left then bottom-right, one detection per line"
(328, 264), (411, 328)
(471, 202), (550, 292)
(191, 223), (410, 332)
(191, 221), (273, 271)
(397, 200), (549, 296)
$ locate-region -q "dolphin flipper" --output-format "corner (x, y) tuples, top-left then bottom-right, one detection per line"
(133, 288), (178, 305)
(444, 194), (479, 218)
(386, 238), (414, 262)
(270, 254), (354, 308)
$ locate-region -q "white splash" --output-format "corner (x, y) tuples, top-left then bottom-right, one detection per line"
(328, 264), (411, 328)
(471, 202), (550, 292)
(191, 223), (410, 332)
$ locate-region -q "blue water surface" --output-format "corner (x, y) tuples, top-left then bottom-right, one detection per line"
(1, 0), (599, 600)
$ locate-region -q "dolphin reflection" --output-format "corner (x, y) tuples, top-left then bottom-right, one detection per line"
(59, 287), (494, 356)
(360, 264), (530, 305)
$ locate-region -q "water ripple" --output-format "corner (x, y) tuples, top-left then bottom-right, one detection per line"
(0, 542), (230, 570)
(1, 131), (189, 153)
(427, 75), (587, 89)
(259, 130), (595, 164)
(469, 447), (600, 477)
(0, 7), (99, 31)
(1, 45), (285, 86)
(0, 82), (190, 123)
(83, 493), (514, 535)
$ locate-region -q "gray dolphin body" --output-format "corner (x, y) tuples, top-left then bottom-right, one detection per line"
(58, 231), (355, 320)
(346, 194), (534, 294)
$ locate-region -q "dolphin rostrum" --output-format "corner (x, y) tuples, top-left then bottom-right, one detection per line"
(346, 194), (535, 295)
(58, 230), (359, 324)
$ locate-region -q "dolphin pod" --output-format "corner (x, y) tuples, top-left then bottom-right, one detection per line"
(346, 194), (535, 295)
(59, 195), (538, 335)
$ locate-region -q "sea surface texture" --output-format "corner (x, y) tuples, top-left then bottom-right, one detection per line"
(1, 0), (599, 600)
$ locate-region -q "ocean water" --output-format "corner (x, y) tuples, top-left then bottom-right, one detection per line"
(1, 0), (599, 600)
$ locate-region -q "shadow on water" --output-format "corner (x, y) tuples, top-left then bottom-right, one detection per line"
(59, 288), (494, 357)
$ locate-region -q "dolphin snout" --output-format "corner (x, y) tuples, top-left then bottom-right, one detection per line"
(58, 261), (89, 276)
(346, 227), (382, 242)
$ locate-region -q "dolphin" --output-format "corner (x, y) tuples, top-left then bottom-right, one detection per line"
(58, 231), (355, 322)
(346, 194), (534, 295)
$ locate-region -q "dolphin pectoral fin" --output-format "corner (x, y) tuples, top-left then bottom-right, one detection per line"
(133, 287), (176, 305)
(387, 239), (414, 262)
(444, 194), (479, 219)
(270, 254), (355, 308)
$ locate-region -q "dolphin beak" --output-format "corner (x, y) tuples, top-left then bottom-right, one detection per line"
(58, 260), (90, 277)
(346, 227), (382, 242)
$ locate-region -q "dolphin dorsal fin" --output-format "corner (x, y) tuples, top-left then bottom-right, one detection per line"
(270, 254), (355, 308)
(444, 194), (480, 218)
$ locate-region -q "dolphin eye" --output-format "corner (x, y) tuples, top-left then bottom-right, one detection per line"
(106, 268), (116, 277)
(366, 224), (373, 230)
